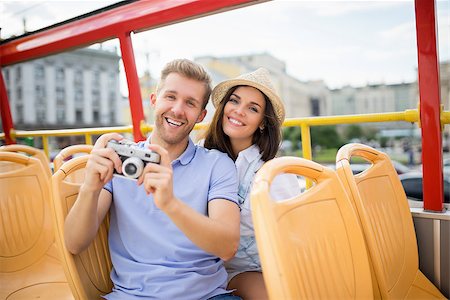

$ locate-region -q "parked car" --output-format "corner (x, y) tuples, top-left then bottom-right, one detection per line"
(399, 172), (450, 204)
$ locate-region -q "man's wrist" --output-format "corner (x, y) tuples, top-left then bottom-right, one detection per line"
(79, 183), (102, 196)
(161, 196), (180, 215)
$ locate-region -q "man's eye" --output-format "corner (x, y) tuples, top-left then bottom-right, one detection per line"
(166, 95), (175, 100)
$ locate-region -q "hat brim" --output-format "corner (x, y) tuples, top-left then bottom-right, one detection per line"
(211, 78), (285, 125)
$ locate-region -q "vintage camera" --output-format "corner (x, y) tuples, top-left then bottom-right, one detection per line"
(107, 139), (160, 179)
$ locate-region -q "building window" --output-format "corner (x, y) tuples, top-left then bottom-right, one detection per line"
(74, 70), (83, 85)
(56, 105), (65, 122)
(56, 87), (65, 103)
(92, 90), (100, 108)
(15, 66), (21, 81)
(93, 71), (100, 86)
(76, 110), (83, 122)
(310, 98), (320, 116)
(35, 65), (45, 79)
(56, 67), (65, 81)
(75, 89), (83, 102)
(16, 86), (22, 101)
(36, 85), (46, 99)
(36, 109), (46, 123)
(16, 104), (24, 122)
(110, 111), (116, 124)
(93, 110), (100, 123)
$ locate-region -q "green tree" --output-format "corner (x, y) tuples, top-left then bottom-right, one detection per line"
(311, 126), (343, 149)
(283, 126), (301, 151)
(345, 124), (364, 140)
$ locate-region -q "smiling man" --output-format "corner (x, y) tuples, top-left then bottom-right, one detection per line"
(64, 59), (241, 300)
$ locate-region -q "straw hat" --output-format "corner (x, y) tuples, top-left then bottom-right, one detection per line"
(211, 68), (285, 125)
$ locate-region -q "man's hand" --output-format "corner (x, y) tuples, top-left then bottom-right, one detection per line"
(83, 133), (123, 193)
(137, 144), (175, 211)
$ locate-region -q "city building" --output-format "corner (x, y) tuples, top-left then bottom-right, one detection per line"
(195, 53), (329, 122)
(2, 47), (122, 130)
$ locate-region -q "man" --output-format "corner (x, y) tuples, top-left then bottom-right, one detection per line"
(65, 59), (241, 300)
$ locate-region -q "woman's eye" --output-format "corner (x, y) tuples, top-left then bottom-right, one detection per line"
(249, 107), (258, 113)
(229, 98), (238, 104)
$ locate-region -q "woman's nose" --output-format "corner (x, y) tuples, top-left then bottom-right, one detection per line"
(235, 105), (245, 116)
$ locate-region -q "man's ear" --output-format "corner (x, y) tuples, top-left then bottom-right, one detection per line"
(150, 93), (157, 108)
(196, 109), (207, 123)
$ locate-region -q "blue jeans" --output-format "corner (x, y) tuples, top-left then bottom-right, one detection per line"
(208, 293), (242, 300)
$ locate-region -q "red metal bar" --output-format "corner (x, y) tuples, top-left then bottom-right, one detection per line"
(119, 33), (145, 142)
(0, 67), (15, 144)
(414, 0), (444, 212)
(0, 0), (261, 67)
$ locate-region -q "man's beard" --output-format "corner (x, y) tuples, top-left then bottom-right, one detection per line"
(154, 114), (195, 145)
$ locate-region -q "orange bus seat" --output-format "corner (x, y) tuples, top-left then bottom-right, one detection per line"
(0, 144), (52, 178)
(51, 155), (113, 300)
(0, 152), (73, 300)
(250, 156), (373, 300)
(336, 143), (446, 299)
(53, 145), (93, 183)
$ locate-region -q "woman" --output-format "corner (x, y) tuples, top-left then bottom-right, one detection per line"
(204, 68), (300, 299)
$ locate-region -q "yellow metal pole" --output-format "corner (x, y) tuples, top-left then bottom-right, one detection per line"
(300, 124), (313, 189)
(85, 134), (93, 145)
(42, 136), (49, 159)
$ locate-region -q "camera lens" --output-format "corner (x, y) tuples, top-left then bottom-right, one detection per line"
(122, 157), (144, 179)
(124, 163), (137, 175)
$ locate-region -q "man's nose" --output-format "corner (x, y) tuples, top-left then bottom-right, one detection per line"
(171, 100), (184, 116)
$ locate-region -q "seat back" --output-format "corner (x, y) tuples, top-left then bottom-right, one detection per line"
(51, 156), (112, 300)
(251, 156), (373, 300)
(53, 145), (93, 184)
(53, 145), (93, 171)
(336, 143), (420, 299)
(0, 152), (54, 272)
(0, 144), (52, 178)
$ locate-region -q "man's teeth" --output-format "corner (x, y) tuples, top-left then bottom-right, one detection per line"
(229, 118), (243, 126)
(166, 118), (182, 126)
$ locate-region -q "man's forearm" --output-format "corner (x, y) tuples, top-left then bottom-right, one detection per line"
(163, 197), (240, 261)
(64, 185), (104, 254)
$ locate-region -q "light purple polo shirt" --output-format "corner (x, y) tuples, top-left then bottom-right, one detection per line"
(103, 137), (238, 300)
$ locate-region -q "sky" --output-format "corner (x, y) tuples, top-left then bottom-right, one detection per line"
(1, 0), (449, 91)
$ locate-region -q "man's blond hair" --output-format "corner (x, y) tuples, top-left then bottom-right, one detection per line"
(157, 59), (212, 109)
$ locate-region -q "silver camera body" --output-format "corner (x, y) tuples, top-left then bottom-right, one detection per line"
(107, 139), (160, 179)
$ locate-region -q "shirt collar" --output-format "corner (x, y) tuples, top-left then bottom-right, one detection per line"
(236, 144), (261, 164)
(144, 135), (196, 166)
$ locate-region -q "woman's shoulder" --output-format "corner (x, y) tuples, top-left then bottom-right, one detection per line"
(195, 143), (232, 162)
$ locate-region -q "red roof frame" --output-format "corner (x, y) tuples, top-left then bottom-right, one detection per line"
(0, 0), (445, 211)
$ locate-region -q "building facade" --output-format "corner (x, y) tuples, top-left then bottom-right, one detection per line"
(2, 48), (122, 130)
(195, 53), (329, 122)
